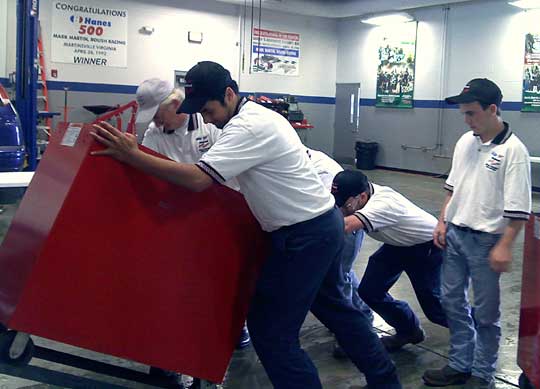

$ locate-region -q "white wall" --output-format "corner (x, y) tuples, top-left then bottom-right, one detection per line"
(38, 0), (242, 85)
(238, 8), (338, 98)
(6, 0), (537, 105)
(35, 0), (338, 99)
(444, 2), (538, 102)
(2, 0), (16, 79)
(335, 18), (373, 89)
(0, 0), (7, 78)
(5, 0), (340, 95)
(334, 0), (540, 184)
(234, 8), (338, 152)
(34, 0), (339, 152)
(336, 6), (448, 100)
(336, 1), (538, 103)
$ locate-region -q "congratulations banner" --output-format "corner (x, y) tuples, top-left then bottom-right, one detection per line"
(51, 1), (128, 68)
(376, 22), (417, 108)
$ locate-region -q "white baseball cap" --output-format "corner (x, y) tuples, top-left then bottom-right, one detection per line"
(135, 78), (174, 124)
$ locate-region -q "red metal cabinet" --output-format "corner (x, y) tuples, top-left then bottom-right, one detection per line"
(518, 214), (540, 388)
(0, 123), (268, 383)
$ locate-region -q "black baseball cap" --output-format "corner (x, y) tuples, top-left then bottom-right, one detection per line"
(331, 170), (369, 207)
(177, 61), (236, 114)
(445, 78), (503, 106)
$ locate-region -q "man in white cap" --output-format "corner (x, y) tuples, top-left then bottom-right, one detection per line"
(136, 78), (221, 165)
(137, 78), (239, 193)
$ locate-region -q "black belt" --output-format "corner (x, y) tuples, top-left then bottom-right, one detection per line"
(450, 223), (484, 234)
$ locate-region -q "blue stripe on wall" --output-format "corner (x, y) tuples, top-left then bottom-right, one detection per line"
(6, 80), (530, 111)
(47, 81), (138, 94)
(43, 82), (338, 104)
(501, 102), (523, 111)
(359, 98), (527, 112)
(240, 92), (335, 105)
(295, 95), (336, 104)
(360, 99), (376, 106)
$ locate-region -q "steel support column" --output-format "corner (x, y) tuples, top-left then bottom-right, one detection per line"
(15, 0), (39, 171)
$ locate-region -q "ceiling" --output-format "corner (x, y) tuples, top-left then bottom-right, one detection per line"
(214, 0), (485, 18)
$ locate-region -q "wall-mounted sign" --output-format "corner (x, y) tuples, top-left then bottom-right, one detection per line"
(51, 2), (128, 68)
(251, 28), (300, 76)
(522, 32), (540, 112)
(375, 22), (417, 109)
(174, 70), (187, 88)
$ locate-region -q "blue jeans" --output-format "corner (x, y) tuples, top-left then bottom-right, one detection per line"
(342, 231), (374, 321)
(442, 223), (502, 383)
(247, 207), (401, 389)
(358, 241), (447, 335)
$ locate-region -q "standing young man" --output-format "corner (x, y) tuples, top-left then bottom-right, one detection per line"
(423, 79), (531, 389)
(331, 170), (447, 352)
(92, 61), (400, 389)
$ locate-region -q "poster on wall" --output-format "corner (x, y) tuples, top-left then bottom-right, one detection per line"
(251, 28), (300, 76)
(522, 32), (540, 112)
(375, 22), (417, 108)
(51, 2), (128, 68)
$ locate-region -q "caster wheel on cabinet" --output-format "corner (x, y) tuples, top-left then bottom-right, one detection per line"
(0, 330), (34, 366)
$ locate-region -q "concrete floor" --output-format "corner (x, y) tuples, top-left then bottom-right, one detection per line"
(0, 169), (538, 389)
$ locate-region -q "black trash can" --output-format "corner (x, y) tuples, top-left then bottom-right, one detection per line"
(355, 141), (378, 170)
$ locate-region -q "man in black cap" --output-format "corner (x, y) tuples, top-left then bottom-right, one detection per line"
(423, 79), (531, 389)
(91, 61), (401, 388)
(331, 169), (447, 352)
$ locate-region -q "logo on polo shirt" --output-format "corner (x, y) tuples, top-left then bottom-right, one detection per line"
(485, 151), (504, 172)
(196, 135), (210, 152)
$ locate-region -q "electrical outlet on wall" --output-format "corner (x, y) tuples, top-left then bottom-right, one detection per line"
(188, 31), (203, 44)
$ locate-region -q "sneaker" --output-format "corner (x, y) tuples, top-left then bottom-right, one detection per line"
(332, 343), (348, 359)
(422, 365), (471, 386)
(380, 327), (425, 351)
(236, 325), (251, 349)
(466, 376), (495, 389)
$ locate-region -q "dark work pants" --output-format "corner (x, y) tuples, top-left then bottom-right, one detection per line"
(358, 241), (447, 336)
(247, 207), (401, 389)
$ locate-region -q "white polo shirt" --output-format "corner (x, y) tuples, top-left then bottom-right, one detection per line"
(353, 183), (437, 247)
(444, 124), (531, 234)
(307, 148), (343, 191)
(142, 113), (218, 163)
(142, 113), (239, 191)
(197, 100), (334, 232)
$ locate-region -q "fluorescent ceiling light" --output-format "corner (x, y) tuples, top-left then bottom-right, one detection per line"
(509, 0), (540, 9)
(361, 12), (414, 26)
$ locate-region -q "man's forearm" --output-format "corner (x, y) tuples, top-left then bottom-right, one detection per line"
(497, 219), (526, 249)
(128, 149), (213, 192)
(439, 192), (452, 223)
(344, 214), (365, 234)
